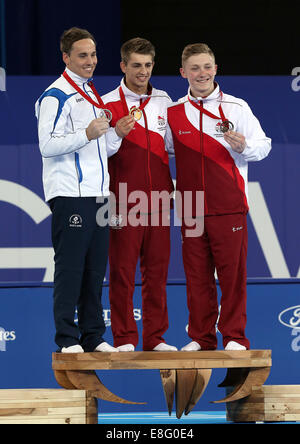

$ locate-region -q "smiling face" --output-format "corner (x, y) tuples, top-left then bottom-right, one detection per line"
(63, 38), (97, 79)
(120, 52), (154, 95)
(180, 53), (217, 98)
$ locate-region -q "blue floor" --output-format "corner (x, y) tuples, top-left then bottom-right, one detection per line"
(98, 411), (300, 424)
(99, 411), (227, 424)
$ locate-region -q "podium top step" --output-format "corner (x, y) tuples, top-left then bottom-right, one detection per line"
(52, 350), (272, 371)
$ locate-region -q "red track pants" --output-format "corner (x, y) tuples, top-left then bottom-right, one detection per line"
(182, 213), (250, 350)
(109, 217), (170, 350)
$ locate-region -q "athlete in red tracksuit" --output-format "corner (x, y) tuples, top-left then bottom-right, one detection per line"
(102, 38), (176, 352)
(166, 44), (271, 351)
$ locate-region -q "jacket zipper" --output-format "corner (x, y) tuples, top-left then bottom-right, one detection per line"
(74, 152), (82, 196)
(83, 83), (105, 193)
(142, 108), (152, 211)
(199, 101), (208, 214)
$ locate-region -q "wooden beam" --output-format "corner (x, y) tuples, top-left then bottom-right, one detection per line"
(160, 369), (176, 415)
(52, 350), (271, 371)
(52, 349), (272, 417)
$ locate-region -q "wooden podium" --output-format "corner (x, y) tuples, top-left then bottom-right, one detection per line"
(52, 350), (272, 419)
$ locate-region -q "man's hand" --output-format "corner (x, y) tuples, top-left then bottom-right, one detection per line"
(224, 130), (246, 153)
(86, 116), (109, 141)
(115, 115), (135, 138)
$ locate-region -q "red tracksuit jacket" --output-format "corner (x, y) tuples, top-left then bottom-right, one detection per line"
(166, 84), (271, 217)
(102, 79), (174, 214)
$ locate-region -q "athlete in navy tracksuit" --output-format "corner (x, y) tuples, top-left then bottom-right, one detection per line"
(35, 28), (121, 353)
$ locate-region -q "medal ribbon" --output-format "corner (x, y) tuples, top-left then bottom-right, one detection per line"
(119, 86), (152, 116)
(62, 70), (105, 108)
(188, 95), (227, 123)
(119, 86), (153, 208)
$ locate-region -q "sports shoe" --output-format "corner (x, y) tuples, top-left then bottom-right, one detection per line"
(117, 344), (135, 352)
(61, 344), (84, 353)
(153, 343), (177, 351)
(94, 342), (119, 352)
(180, 341), (201, 351)
(225, 341), (246, 351)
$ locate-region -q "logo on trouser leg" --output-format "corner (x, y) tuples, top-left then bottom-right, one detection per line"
(232, 226), (243, 232)
(69, 214), (82, 228)
(110, 214), (123, 229)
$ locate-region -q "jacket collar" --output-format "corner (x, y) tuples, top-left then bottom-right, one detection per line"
(64, 67), (91, 86)
(120, 77), (152, 99)
(188, 82), (221, 104)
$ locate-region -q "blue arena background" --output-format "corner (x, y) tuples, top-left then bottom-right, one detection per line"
(0, 74), (299, 414)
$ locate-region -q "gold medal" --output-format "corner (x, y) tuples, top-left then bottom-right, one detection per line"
(130, 107), (142, 121)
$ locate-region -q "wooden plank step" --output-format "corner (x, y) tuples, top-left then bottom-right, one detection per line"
(0, 389), (97, 424)
(0, 417), (87, 424)
(227, 385), (300, 422)
(0, 389), (86, 399)
(52, 350), (272, 371)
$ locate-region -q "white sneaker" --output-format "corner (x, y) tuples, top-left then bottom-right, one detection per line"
(180, 341), (201, 352)
(117, 344), (135, 352)
(94, 342), (119, 352)
(153, 343), (178, 351)
(61, 344), (84, 353)
(225, 341), (246, 351)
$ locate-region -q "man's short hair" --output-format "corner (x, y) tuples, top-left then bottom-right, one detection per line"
(60, 27), (97, 55)
(121, 37), (155, 64)
(182, 43), (215, 66)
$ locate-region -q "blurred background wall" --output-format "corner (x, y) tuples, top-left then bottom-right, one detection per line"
(1, 0), (299, 75)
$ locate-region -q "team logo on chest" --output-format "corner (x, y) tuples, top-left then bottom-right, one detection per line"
(157, 115), (166, 130)
(158, 115), (165, 126)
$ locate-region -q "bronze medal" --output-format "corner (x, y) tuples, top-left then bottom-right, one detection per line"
(220, 120), (234, 133)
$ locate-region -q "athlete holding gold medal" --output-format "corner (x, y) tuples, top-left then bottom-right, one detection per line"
(102, 38), (177, 352)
